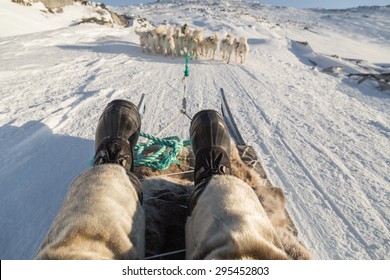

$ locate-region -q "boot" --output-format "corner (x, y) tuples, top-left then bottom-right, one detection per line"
(188, 110), (231, 214)
(94, 99), (143, 203)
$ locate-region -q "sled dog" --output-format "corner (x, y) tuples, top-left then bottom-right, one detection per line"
(203, 33), (219, 60)
(234, 37), (249, 64)
(220, 33), (235, 63)
(188, 29), (204, 58)
(161, 26), (175, 57)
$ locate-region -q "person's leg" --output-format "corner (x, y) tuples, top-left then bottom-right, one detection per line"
(186, 110), (288, 259)
(36, 100), (144, 259)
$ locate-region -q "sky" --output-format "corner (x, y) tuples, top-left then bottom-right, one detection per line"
(103, 0), (390, 9)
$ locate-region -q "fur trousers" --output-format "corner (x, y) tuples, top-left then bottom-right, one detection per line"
(35, 164), (308, 259)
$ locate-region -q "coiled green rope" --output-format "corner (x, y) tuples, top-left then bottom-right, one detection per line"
(134, 131), (191, 170)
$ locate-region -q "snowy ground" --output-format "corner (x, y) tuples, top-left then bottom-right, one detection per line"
(0, 0), (389, 259)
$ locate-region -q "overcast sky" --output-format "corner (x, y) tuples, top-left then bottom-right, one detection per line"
(103, 0), (390, 9)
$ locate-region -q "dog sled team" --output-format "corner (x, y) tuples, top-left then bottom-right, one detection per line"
(135, 23), (249, 64)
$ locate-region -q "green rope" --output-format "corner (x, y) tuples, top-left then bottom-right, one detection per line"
(184, 54), (190, 77)
(134, 131), (191, 171)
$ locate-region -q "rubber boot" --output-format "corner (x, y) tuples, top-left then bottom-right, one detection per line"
(188, 110), (231, 214)
(94, 99), (143, 203)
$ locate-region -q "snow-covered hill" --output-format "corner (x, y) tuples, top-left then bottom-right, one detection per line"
(0, 0), (389, 259)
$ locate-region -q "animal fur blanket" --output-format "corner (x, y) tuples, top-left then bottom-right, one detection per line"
(134, 143), (312, 260)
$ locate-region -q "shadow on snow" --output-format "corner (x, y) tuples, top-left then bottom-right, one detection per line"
(0, 121), (93, 259)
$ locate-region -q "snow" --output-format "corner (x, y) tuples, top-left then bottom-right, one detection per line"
(0, 0), (389, 260)
(0, 0), (115, 37)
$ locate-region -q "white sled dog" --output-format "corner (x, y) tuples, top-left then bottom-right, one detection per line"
(173, 28), (183, 56)
(154, 25), (169, 55)
(135, 29), (158, 54)
(161, 26), (176, 57)
(203, 33), (219, 60)
(234, 37), (249, 64)
(220, 33), (235, 63)
(134, 28), (151, 53)
(188, 29), (204, 58)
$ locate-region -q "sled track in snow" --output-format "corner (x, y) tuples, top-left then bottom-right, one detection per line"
(222, 64), (375, 257)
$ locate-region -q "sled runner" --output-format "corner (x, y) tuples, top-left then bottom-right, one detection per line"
(132, 89), (308, 259)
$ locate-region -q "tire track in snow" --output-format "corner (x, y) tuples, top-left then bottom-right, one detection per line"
(293, 126), (390, 238)
(221, 63), (376, 257)
(213, 64), (330, 257)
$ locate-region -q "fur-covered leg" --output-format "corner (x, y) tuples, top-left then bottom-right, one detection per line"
(186, 175), (289, 260)
(35, 164), (145, 260)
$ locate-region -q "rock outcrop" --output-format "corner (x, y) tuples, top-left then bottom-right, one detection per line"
(11, 0), (129, 27)
(40, 0), (73, 8)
